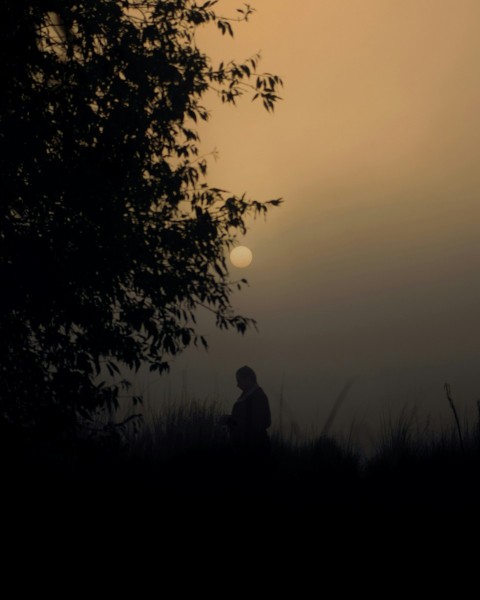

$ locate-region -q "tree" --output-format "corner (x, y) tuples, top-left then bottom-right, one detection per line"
(0, 0), (282, 441)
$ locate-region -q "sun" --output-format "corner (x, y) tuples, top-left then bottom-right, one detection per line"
(230, 246), (253, 268)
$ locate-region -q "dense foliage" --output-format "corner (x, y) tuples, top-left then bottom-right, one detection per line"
(0, 0), (282, 438)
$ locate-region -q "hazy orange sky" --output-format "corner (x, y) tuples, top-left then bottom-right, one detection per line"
(138, 1), (480, 440)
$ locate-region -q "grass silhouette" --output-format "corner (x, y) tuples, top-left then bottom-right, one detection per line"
(3, 385), (480, 528)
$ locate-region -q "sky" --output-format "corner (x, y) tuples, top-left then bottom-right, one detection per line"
(133, 0), (480, 443)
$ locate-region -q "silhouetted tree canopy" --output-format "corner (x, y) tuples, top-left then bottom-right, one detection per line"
(0, 0), (282, 440)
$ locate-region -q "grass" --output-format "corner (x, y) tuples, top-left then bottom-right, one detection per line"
(4, 385), (480, 527)
(117, 390), (480, 512)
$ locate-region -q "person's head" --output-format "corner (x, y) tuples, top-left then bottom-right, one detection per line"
(236, 366), (257, 392)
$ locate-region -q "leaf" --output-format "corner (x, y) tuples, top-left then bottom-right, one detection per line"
(106, 360), (120, 377)
(214, 262), (224, 276)
(0, 0), (282, 439)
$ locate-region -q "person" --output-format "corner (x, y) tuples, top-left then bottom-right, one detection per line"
(220, 366), (271, 459)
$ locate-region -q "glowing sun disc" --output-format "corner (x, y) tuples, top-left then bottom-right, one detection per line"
(230, 246), (253, 268)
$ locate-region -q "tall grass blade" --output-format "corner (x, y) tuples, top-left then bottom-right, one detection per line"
(322, 377), (355, 437)
(444, 382), (465, 453)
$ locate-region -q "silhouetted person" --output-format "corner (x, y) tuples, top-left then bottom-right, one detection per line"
(221, 366), (271, 461)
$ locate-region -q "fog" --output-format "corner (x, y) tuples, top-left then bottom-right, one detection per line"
(130, 1), (480, 443)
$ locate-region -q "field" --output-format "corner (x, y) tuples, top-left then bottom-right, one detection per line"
(5, 390), (480, 534)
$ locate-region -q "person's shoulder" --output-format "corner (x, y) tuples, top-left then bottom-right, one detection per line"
(253, 386), (269, 400)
